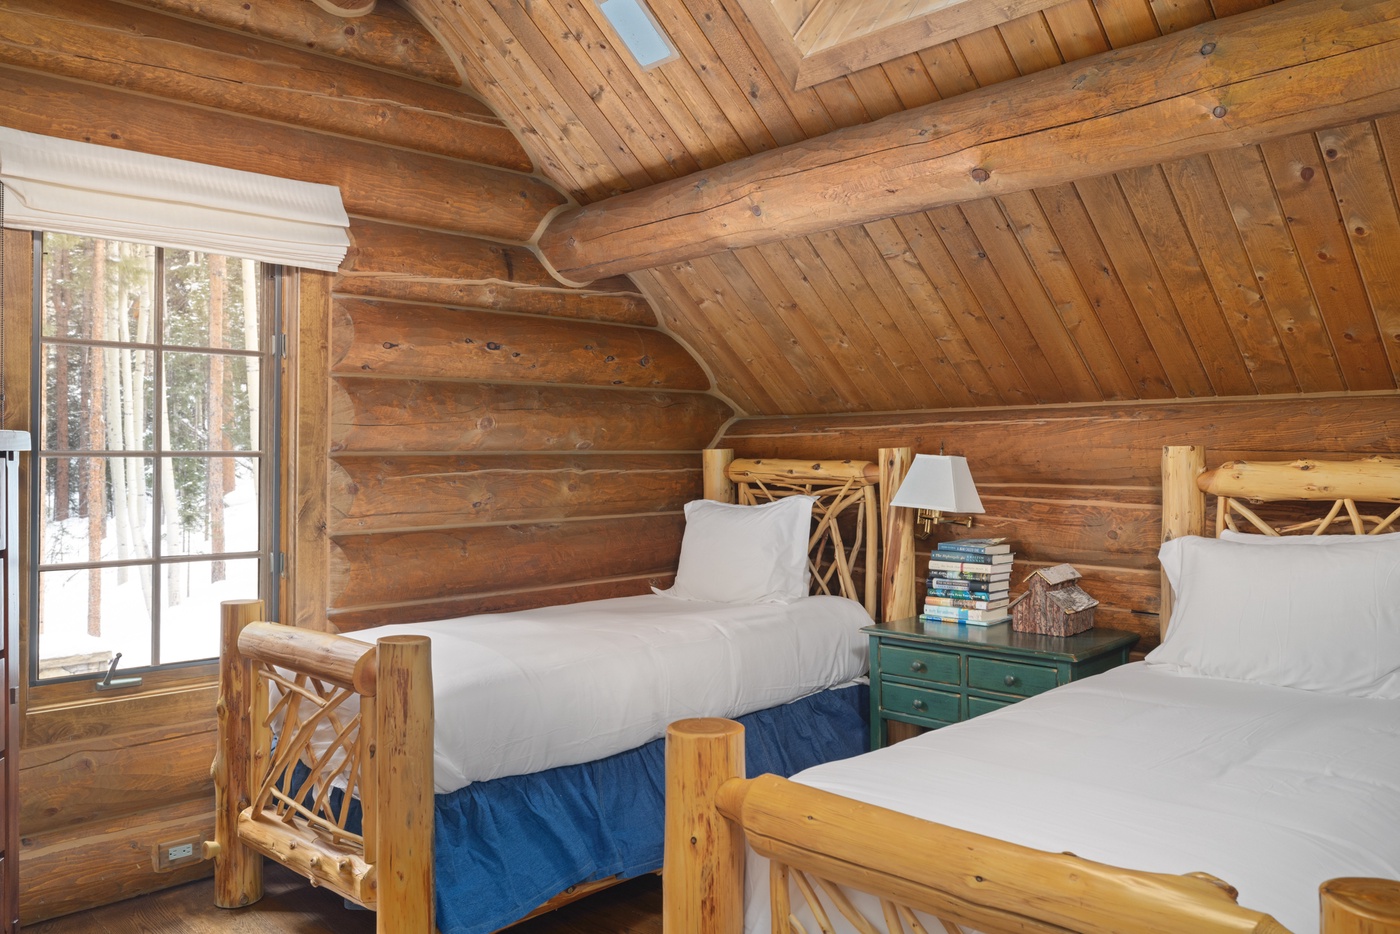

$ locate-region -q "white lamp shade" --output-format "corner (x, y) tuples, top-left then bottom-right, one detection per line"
(889, 454), (984, 514)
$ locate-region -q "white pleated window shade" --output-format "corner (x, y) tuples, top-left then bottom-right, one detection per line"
(0, 126), (349, 271)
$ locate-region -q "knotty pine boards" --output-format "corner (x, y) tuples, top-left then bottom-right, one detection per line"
(409, 0), (1400, 416)
(720, 393), (1400, 649)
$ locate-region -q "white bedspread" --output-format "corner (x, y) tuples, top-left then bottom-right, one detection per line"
(745, 663), (1400, 934)
(349, 593), (870, 793)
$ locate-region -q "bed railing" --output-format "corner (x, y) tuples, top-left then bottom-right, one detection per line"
(664, 719), (1400, 934)
(206, 599), (435, 934)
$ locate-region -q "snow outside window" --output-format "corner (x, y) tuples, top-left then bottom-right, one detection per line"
(33, 233), (276, 682)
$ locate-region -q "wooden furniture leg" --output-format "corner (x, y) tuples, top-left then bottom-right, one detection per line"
(211, 599), (266, 908)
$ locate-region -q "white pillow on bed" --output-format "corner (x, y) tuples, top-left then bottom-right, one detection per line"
(1147, 534), (1400, 699)
(655, 495), (816, 604)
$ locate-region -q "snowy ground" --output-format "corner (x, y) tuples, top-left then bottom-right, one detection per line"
(38, 462), (263, 677)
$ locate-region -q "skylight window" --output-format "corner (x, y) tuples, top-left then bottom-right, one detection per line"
(598, 0), (677, 70)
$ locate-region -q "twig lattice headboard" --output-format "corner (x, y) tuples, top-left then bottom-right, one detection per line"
(1198, 456), (1400, 536)
(703, 450), (882, 618)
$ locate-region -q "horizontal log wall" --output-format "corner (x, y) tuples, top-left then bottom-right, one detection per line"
(2, 0), (724, 921)
(325, 246), (730, 626)
(720, 393), (1400, 649)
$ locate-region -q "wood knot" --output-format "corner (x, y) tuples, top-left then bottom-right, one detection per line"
(1212, 105), (1227, 118)
(970, 167), (990, 183)
(1199, 41), (1216, 55)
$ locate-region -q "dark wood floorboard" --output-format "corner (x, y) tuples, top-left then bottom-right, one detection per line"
(27, 862), (663, 934)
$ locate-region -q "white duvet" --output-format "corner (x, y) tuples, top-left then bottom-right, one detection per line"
(746, 663), (1400, 934)
(348, 593), (871, 793)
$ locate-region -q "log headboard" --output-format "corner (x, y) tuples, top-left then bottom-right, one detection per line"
(1159, 445), (1400, 638)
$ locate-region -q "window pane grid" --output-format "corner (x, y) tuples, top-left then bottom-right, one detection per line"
(42, 551), (265, 572)
(36, 335), (264, 358)
(34, 234), (272, 682)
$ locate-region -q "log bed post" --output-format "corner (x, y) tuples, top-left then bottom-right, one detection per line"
(211, 599), (266, 908)
(1160, 445), (1206, 641)
(375, 634), (435, 934)
(703, 448), (736, 502)
(663, 718), (746, 934)
(879, 447), (915, 623)
(1321, 879), (1400, 933)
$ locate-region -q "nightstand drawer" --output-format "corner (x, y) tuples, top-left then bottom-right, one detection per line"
(880, 681), (960, 722)
(880, 645), (960, 685)
(968, 657), (1058, 697)
(967, 694), (1016, 718)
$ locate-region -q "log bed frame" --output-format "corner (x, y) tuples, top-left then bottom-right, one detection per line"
(665, 444), (1400, 934)
(206, 447), (914, 933)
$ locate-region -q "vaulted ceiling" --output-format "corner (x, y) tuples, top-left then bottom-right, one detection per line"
(404, 0), (1400, 416)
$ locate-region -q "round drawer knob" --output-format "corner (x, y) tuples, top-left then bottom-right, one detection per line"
(910, 660), (927, 673)
(912, 699), (927, 711)
(1004, 675), (1018, 686)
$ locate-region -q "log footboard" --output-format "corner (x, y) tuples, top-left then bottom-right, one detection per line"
(664, 719), (1400, 934)
(207, 599), (434, 934)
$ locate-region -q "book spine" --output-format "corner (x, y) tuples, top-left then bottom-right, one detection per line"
(924, 596), (1007, 611)
(929, 550), (1001, 565)
(937, 542), (1006, 555)
(929, 585), (1008, 599)
(925, 571), (1004, 585)
(926, 562), (1008, 577)
(929, 579), (1008, 596)
(919, 613), (1010, 628)
(919, 607), (1009, 623)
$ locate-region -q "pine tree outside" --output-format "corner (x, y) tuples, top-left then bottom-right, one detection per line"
(33, 233), (274, 682)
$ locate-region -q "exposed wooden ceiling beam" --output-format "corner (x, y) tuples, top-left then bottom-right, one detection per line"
(537, 0), (1400, 283)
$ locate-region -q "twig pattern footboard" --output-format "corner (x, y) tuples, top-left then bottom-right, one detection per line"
(664, 720), (1399, 934)
(208, 599), (435, 934)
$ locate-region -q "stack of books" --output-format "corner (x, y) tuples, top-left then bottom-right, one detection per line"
(922, 537), (1014, 626)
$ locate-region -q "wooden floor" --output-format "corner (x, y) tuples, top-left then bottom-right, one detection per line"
(27, 862), (663, 934)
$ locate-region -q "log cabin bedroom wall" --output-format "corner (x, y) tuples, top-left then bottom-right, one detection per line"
(0, 0), (1398, 926)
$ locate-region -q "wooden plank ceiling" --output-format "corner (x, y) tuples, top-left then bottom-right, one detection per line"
(404, 0), (1400, 416)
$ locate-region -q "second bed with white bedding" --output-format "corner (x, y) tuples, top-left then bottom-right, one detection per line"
(348, 592), (871, 792)
(747, 662), (1400, 934)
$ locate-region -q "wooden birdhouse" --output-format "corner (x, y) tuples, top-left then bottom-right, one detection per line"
(1013, 564), (1098, 636)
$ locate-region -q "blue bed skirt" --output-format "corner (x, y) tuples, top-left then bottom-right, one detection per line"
(432, 682), (868, 934)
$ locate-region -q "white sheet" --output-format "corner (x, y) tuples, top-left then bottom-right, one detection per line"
(745, 663), (1400, 934)
(349, 593), (871, 793)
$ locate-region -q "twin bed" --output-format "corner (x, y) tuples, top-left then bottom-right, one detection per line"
(209, 443), (1400, 933)
(666, 445), (1400, 934)
(207, 447), (900, 933)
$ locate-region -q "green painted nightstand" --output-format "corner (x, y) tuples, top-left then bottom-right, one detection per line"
(863, 618), (1139, 750)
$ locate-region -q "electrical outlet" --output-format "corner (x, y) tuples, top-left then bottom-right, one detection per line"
(153, 836), (203, 871)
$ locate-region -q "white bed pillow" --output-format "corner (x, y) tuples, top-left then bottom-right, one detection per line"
(655, 495), (816, 604)
(1147, 534), (1400, 698)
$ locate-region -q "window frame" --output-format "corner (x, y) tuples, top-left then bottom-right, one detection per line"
(26, 231), (284, 686)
